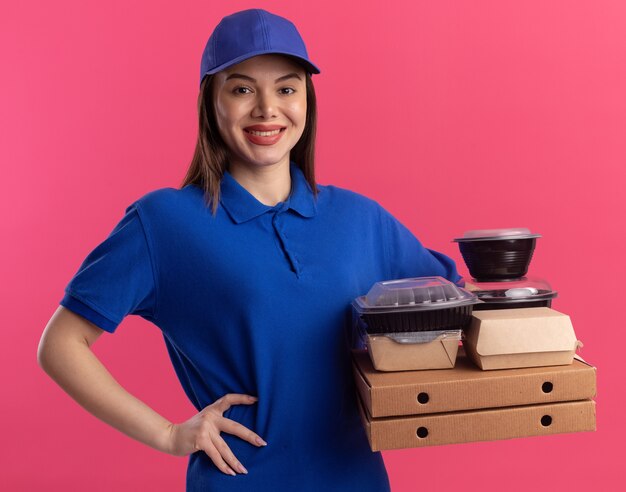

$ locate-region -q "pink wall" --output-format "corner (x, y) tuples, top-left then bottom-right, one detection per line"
(3, 0), (624, 490)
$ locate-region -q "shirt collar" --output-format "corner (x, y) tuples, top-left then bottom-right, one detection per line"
(220, 162), (317, 224)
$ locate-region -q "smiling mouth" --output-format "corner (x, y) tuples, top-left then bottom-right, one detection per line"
(244, 128), (286, 136)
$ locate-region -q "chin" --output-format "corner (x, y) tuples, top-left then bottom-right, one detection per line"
(230, 157), (287, 171)
(246, 151), (291, 168)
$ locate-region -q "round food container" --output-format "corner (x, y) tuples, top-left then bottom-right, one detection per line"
(352, 276), (481, 333)
(469, 276), (557, 310)
(453, 228), (541, 281)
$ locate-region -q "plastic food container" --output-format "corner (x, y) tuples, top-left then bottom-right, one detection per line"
(453, 228), (541, 281)
(352, 276), (481, 334)
(469, 276), (558, 311)
(365, 330), (463, 371)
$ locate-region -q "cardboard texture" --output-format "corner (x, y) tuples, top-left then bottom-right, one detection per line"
(352, 349), (596, 418)
(365, 334), (459, 371)
(464, 307), (581, 370)
(358, 397), (596, 451)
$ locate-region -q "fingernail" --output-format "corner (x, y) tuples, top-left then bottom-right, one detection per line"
(256, 437), (267, 446)
(228, 467), (236, 476)
(238, 463), (248, 474)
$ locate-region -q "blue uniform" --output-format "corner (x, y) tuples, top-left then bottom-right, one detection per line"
(60, 162), (461, 491)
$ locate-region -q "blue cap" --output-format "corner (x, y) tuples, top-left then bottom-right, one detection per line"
(200, 9), (321, 86)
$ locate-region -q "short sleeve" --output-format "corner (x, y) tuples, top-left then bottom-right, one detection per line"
(59, 203), (158, 333)
(379, 206), (463, 285)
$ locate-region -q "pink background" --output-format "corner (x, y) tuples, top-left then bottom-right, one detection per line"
(3, 0), (624, 490)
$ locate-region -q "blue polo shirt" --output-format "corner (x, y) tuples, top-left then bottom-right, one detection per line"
(60, 162), (461, 491)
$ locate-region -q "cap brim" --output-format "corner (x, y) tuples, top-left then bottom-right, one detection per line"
(201, 50), (320, 85)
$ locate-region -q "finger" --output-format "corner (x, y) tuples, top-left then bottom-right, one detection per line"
(212, 434), (248, 475)
(202, 440), (237, 476)
(220, 417), (268, 447)
(213, 393), (258, 413)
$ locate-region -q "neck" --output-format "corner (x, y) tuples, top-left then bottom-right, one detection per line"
(228, 161), (292, 206)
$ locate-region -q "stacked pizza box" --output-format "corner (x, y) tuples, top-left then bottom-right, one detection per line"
(350, 229), (596, 451)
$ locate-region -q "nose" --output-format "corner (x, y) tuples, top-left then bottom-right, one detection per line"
(251, 91), (278, 119)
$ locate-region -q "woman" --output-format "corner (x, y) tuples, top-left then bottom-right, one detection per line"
(38, 9), (461, 492)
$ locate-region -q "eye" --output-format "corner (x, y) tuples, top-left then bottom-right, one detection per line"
(232, 86), (253, 95)
(279, 87), (296, 95)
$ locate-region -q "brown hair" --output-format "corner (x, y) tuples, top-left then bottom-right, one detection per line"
(180, 71), (318, 215)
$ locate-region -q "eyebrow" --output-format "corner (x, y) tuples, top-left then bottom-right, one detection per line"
(225, 72), (303, 83)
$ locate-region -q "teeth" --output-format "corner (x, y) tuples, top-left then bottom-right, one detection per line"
(247, 129), (282, 136)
